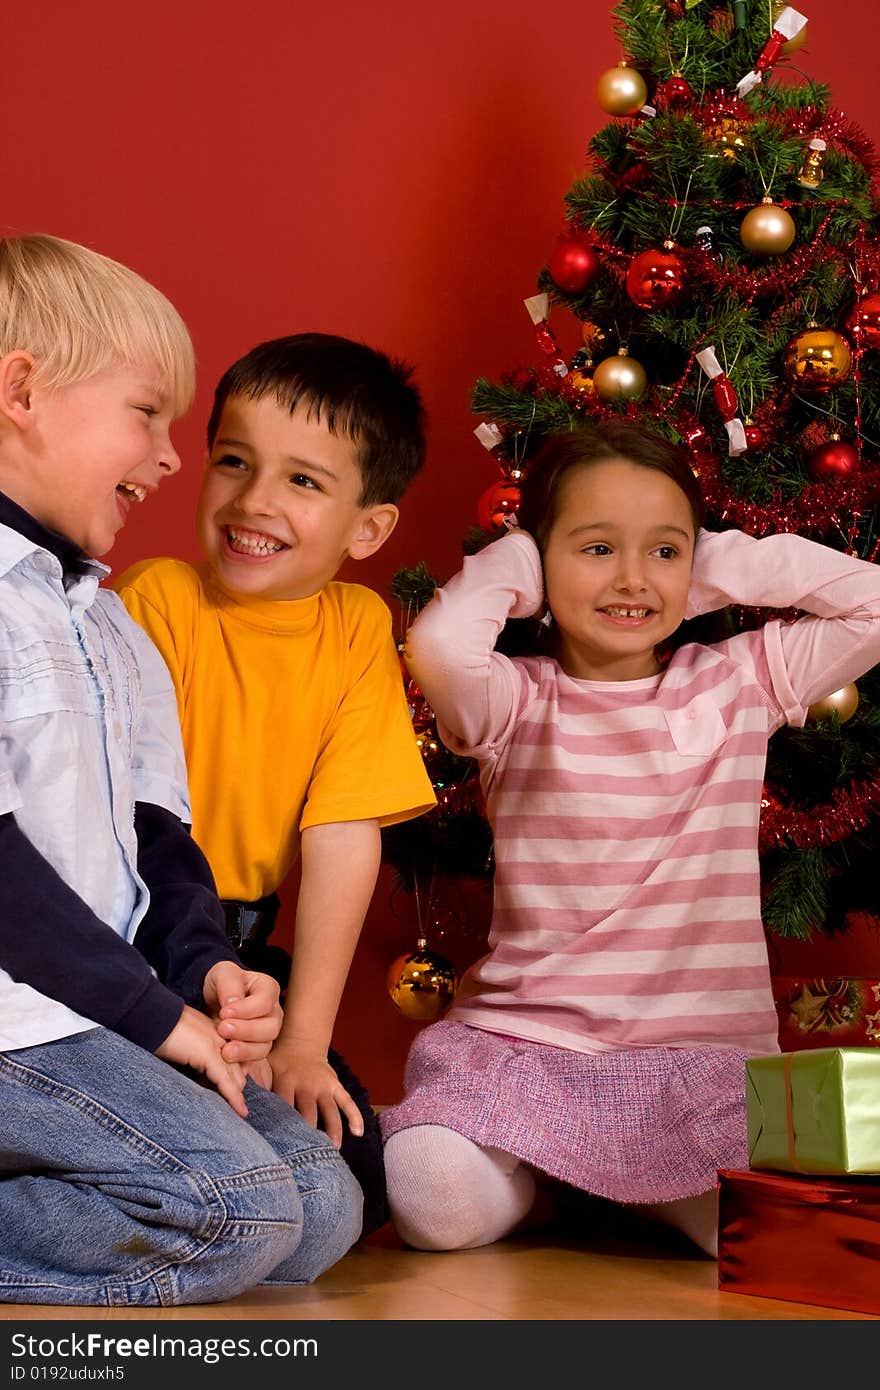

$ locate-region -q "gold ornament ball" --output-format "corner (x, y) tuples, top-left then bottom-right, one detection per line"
(783, 327), (852, 393)
(707, 116), (750, 162)
(596, 63), (648, 116)
(740, 200), (796, 255)
(592, 350), (647, 401)
(806, 683), (859, 724)
(387, 948), (458, 1021)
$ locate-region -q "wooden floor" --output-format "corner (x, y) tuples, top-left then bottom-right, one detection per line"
(1, 1212), (874, 1321)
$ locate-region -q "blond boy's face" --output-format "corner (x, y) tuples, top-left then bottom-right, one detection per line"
(197, 394), (381, 601)
(12, 361), (180, 558)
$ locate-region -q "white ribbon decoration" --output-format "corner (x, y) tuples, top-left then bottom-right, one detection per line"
(524, 293), (550, 325)
(474, 422), (503, 452)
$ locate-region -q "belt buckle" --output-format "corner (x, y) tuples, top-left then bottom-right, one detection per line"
(224, 904), (248, 950)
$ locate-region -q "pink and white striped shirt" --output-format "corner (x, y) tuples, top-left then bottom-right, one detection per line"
(406, 528), (880, 1058)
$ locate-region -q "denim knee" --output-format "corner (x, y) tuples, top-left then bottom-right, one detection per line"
(162, 1166), (305, 1305)
(264, 1151), (363, 1286)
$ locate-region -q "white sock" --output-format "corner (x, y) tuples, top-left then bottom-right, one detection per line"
(384, 1125), (537, 1251)
(640, 1190), (719, 1257)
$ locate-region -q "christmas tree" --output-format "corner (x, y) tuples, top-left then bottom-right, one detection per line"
(384, 0), (880, 1017)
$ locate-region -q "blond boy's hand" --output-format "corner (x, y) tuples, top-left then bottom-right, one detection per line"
(204, 960), (284, 1065)
(267, 1044), (364, 1149)
(156, 1004), (249, 1118)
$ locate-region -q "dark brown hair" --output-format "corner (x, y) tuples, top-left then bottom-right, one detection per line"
(517, 419), (705, 555)
(207, 332), (426, 506)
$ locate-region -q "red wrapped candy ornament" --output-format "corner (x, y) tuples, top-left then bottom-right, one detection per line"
(737, 6), (808, 98)
(696, 346), (747, 455)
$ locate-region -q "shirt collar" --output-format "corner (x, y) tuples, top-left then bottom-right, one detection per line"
(0, 491), (108, 586)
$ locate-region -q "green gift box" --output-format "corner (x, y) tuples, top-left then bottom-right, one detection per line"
(746, 1047), (880, 1174)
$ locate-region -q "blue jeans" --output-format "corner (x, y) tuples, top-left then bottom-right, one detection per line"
(0, 1028), (363, 1306)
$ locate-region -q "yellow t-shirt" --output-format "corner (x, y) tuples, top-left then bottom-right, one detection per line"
(114, 558), (435, 901)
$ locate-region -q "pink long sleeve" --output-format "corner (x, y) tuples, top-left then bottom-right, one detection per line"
(405, 530), (544, 753)
(686, 529), (880, 727)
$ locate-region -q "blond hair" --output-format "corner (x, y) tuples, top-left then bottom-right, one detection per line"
(0, 234), (195, 415)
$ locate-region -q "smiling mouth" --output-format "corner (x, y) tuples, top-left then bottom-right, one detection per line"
(224, 525), (287, 556)
(116, 482), (147, 503)
(600, 606), (653, 619)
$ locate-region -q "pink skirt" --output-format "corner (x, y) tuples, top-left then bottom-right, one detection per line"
(380, 1020), (750, 1204)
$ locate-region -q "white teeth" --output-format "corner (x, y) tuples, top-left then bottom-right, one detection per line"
(227, 527), (284, 556)
(604, 607), (650, 618)
(117, 482), (146, 503)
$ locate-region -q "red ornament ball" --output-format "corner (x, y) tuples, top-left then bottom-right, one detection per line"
(548, 237), (600, 294)
(743, 422), (768, 450)
(625, 244), (688, 309)
(653, 74), (692, 111)
(845, 292), (880, 351)
(477, 480), (521, 532)
(807, 438), (860, 481)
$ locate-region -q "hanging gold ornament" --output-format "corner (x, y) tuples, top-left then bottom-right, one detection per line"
(740, 198), (796, 255)
(596, 62), (648, 116)
(783, 325), (852, 392)
(806, 683), (859, 723)
(797, 138), (827, 189)
(387, 942), (458, 1021)
(706, 115), (750, 162)
(593, 348), (647, 400)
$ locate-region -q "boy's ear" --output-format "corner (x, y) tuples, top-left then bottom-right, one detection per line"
(0, 352), (37, 430)
(347, 502), (400, 561)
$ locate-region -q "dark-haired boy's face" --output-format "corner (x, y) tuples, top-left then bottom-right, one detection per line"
(197, 393), (374, 600)
(542, 457), (695, 681)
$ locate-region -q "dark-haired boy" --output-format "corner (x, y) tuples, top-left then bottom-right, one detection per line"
(116, 334), (435, 1236)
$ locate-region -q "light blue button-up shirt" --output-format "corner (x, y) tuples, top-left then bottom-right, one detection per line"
(0, 522), (191, 1049)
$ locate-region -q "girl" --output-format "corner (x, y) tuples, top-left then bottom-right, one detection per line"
(380, 419), (880, 1257)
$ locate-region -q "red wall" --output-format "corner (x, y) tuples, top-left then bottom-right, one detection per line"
(1, 1), (876, 1100)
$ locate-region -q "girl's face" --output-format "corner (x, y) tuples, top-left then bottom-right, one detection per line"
(541, 456), (696, 681)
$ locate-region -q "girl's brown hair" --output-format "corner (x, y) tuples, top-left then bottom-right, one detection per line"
(517, 419), (705, 556)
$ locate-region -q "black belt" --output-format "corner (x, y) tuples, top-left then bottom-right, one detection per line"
(221, 893), (280, 950)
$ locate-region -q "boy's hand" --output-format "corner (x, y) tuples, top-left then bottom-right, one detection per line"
(155, 1004), (249, 1118)
(244, 1058), (274, 1090)
(204, 961), (284, 1065)
(267, 1043), (365, 1149)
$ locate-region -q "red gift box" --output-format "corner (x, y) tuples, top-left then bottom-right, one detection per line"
(772, 977), (880, 1052)
(718, 1167), (880, 1316)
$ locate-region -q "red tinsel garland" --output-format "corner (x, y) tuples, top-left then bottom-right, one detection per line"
(689, 451), (880, 536)
(759, 775), (880, 850)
